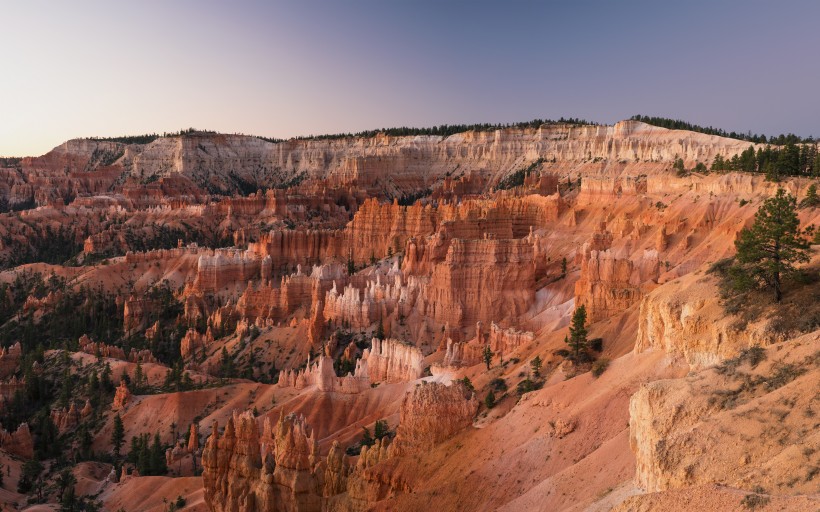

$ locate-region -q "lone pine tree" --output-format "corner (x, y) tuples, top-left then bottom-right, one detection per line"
(735, 189), (810, 302)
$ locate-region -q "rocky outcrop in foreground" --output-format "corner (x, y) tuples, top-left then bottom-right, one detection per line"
(630, 331), (820, 496)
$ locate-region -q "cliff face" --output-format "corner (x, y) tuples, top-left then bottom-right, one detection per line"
(118, 122), (758, 195)
(630, 331), (820, 495)
(574, 222), (660, 323)
(354, 338), (424, 384)
(421, 237), (536, 336)
(634, 270), (776, 368)
(3, 120), (758, 208)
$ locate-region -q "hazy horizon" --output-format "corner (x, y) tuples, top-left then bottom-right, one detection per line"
(2, 0), (819, 157)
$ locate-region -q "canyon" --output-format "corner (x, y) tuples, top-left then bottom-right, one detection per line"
(0, 120), (818, 512)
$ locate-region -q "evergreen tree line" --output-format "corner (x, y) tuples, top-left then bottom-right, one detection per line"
(631, 115), (813, 144)
(126, 432), (168, 476)
(710, 143), (820, 179)
(0, 280), (122, 351)
(291, 118), (598, 141)
(0, 223), (88, 270)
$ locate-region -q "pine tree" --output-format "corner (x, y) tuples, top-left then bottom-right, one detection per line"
(482, 345), (493, 371)
(347, 251), (355, 275)
(374, 419), (389, 440)
(485, 389), (496, 409)
(150, 432), (167, 475)
(560, 257), (567, 278)
(361, 427), (374, 447)
(800, 183), (819, 208)
(133, 361), (145, 394)
(567, 305), (589, 362)
(219, 347), (235, 378)
(530, 356), (542, 378)
(375, 318), (385, 340)
(112, 414), (125, 460)
(735, 189), (810, 302)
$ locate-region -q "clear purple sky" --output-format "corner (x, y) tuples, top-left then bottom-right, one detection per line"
(2, 0), (819, 156)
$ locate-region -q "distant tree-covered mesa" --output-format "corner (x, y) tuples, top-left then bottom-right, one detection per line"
(289, 117), (598, 141)
(631, 115), (813, 145)
(83, 119), (597, 146)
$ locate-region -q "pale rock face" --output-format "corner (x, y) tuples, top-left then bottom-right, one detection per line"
(443, 322), (535, 367)
(629, 332), (820, 495)
(574, 222), (659, 323)
(354, 338), (424, 384)
(194, 249), (264, 293)
(634, 270), (776, 368)
(3, 120), (758, 208)
(488, 321), (535, 355)
(277, 355), (364, 394)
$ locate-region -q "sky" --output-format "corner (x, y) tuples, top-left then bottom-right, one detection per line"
(1, 0), (819, 156)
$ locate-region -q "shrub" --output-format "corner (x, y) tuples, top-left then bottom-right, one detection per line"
(589, 338), (603, 352)
(458, 377), (475, 394)
(489, 378), (508, 393)
(485, 390), (496, 409)
(591, 358), (610, 377)
(516, 378), (542, 396)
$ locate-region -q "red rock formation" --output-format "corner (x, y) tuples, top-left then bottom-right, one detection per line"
(421, 237), (536, 338)
(112, 380), (132, 410)
(487, 322), (535, 356)
(123, 296), (154, 334)
(389, 381), (478, 457)
(51, 402), (81, 432)
(188, 423), (200, 452)
(79, 334), (127, 360)
(180, 328), (213, 360)
(193, 249), (265, 293)
(0, 422), (34, 458)
(202, 411), (321, 512)
(278, 355), (364, 394)
(574, 225), (660, 323)
(354, 338), (424, 384)
(80, 399), (93, 418)
(0, 342), (22, 379)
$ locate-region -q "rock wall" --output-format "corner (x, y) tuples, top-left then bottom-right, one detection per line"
(630, 332), (820, 495)
(354, 338), (424, 384)
(420, 237), (536, 337)
(634, 271), (776, 368)
(193, 249), (266, 294)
